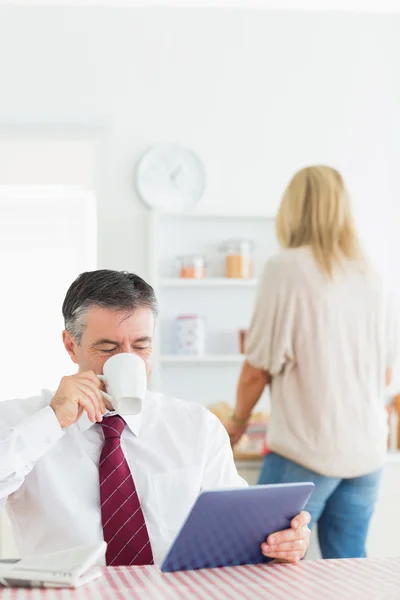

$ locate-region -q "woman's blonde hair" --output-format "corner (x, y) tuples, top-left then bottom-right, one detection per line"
(276, 165), (364, 276)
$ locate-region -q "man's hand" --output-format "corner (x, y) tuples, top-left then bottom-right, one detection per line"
(50, 371), (107, 429)
(261, 511), (311, 563)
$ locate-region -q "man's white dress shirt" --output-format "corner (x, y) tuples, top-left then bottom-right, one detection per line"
(0, 390), (246, 564)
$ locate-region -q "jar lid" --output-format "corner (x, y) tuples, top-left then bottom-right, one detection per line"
(220, 239), (254, 252)
(177, 254), (206, 260)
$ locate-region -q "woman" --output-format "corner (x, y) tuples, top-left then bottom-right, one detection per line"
(225, 165), (398, 559)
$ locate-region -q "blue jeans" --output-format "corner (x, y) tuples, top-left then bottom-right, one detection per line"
(258, 452), (382, 559)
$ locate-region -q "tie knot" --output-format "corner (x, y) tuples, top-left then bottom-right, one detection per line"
(100, 415), (126, 439)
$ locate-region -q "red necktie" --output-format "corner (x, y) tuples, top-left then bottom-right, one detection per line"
(98, 415), (153, 566)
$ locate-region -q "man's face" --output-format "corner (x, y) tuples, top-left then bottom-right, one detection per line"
(63, 306), (154, 378)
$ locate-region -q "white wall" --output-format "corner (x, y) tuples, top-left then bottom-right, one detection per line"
(0, 7), (399, 283)
(0, 137), (95, 187)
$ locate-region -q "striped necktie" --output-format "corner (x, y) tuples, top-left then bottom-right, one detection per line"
(98, 415), (153, 566)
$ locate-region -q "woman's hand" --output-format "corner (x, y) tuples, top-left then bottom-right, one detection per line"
(224, 415), (248, 448)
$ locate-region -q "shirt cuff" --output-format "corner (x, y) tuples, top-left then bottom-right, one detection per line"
(15, 405), (65, 458)
(245, 353), (267, 372)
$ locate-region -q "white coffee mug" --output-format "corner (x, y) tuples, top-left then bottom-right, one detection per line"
(98, 353), (147, 416)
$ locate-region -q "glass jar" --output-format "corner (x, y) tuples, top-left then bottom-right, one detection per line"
(220, 240), (254, 279)
(178, 255), (206, 279)
(175, 315), (205, 356)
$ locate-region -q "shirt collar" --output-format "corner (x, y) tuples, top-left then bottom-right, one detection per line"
(77, 410), (142, 437)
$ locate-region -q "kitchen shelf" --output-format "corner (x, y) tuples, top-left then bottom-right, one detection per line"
(160, 354), (245, 364)
(149, 211), (278, 404)
(160, 278), (258, 288)
(153, 210), (275, 220)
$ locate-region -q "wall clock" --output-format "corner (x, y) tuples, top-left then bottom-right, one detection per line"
(136, 143), (206, 210)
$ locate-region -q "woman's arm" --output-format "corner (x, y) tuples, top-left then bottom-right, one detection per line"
(225, 258), (294, 447)
(225, 360), (270, 447)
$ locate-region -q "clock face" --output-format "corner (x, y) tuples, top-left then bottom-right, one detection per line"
(136, 144), (206, 210)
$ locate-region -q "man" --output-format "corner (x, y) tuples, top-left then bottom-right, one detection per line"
(0, 270), (310, 566)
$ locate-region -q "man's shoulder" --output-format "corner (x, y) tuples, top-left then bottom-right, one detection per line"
(0, 390), (54, 426)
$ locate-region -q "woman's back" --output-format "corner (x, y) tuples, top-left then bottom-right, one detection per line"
(246, 246), (396, 478)
(231, 165), (397, 558)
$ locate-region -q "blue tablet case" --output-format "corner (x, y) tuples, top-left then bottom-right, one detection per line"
(160, 482), (314, 572)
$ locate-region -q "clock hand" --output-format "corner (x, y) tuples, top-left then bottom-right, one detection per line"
(170, 166), (181, 181)
(170, 166), (181, 188)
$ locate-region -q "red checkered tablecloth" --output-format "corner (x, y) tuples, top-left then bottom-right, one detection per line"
(1, 558), (400, 600)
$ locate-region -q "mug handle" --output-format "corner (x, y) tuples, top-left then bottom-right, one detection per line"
(97, 374), (113, 403)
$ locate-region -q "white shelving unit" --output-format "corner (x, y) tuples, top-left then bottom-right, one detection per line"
(160, 354), (245, 364)
(149, 210), (278, 409)
(160, 278), (258, 288)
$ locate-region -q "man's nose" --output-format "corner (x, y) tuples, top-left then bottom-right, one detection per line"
(121, 341), (133, 354)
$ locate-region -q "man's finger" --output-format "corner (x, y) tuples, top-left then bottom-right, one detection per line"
(90, 383), (107, 414)
(77, 394), (97, 423)
(262, 539), (305, 554)
(77, 382), (104, 422)
(80, 380), (107, 413)
(267, 525), (310, 546)
(291, 511), (311, 530)
(79, 370), (102, 387)
(263, 550), (303, 563)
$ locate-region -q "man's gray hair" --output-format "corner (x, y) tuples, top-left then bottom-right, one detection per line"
(62, 270), (158, 344)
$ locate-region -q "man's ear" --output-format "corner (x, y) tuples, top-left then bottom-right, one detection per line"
(62, 330), (79, 365)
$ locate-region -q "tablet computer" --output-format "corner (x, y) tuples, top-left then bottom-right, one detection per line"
(160, 482), (314, 572)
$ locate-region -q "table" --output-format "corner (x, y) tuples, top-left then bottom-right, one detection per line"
(1, 558), (400, 600)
